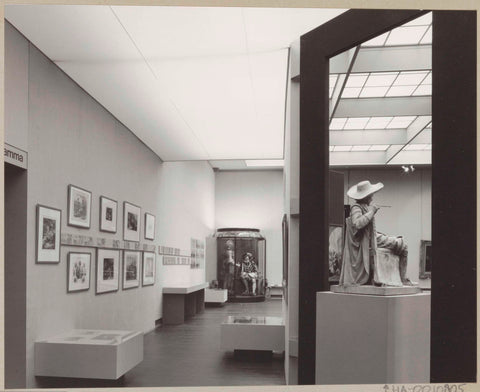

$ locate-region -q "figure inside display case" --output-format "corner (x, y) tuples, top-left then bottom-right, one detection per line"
(339, 180), (415, 287)
(222, 239), (237, 294)
(240, 252), (258, 295)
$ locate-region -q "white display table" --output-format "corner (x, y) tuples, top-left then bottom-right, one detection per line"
(205, 288), (228, 304)
(221, 315), (284, 352)
(163, 282), (209, 324)
(316, 291), (430, 384)
(35, 329), (143, 379)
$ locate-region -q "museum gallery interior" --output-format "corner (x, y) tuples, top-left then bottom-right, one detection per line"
(3, 5), (476, 390)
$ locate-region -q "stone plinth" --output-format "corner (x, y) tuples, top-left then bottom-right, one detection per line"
(316, 291), (430, 384)
(331, 284), (421, 296)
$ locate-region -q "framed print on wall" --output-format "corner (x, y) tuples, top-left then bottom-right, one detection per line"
(123, 251), (140, 289)
(123, 202), (141, 242)
(67, 252), (91, 293)
(100, 196), (117, 233)
(68, 184), (92, 228)
(144, 213), (155, 240)
(36, 204), (62, 263)
(142, 251), (156, 286)
(96, 249), (120, 294)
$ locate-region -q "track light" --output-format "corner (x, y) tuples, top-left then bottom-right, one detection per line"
(401, 165), (415, 174)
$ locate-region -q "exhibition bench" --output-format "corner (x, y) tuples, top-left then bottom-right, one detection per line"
(34, 329), (143, 379)
(162, 282), (209, 325)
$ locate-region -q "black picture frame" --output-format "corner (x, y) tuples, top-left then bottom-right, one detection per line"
(36, 204), (62, 264)
(123, 201), (141, 242)
(67, 252), (91, 293)
(419, 240), (432, 279)
(67, 184), (92, 229)
(142, 251), (156, 286)
(99, 195), (118, 233)
(144, 212), (155, 240)
(123, 250), (141, 290)
(95, 248), (120, 294)
(282, 214), (289, 303)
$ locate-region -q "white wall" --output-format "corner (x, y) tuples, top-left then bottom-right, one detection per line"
(5, 23), (215, 388)
(158, 161), (215, 287)
(215, 170), (284, 286)
(342, 167), (431, 287)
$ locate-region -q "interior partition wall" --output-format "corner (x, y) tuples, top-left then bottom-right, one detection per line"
(299, 9), (476, 384)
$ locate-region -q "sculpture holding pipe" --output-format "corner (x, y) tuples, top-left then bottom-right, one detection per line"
(339, 180), (415, 287)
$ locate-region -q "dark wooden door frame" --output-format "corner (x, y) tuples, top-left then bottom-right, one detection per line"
(299, 9), (476, 384)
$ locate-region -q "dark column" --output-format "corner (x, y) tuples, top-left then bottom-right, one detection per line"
(5, 163), (28, 388)
(431, 11), (477, 382)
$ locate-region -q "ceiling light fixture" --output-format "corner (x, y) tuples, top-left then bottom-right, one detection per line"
(401, 165), (415, 173)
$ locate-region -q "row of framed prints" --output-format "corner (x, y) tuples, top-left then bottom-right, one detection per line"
(67, 184), (155, 241)
(68, 249), (156, 293)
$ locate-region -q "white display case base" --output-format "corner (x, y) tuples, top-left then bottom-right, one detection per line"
(35, 329), (143, 379)
(205, 288), (228, 304)
(316, 292), (430, 384)
(221, 315), (284, 352)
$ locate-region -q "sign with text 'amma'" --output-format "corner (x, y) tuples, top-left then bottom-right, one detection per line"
(4, 143), (27, 169)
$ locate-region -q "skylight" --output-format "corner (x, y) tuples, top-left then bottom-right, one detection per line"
(330, 116), (417, 130)
(329, 144), (391, 152)
(362, 12), (432, 47)
(329, 74), (338, 98)
(340, 71), (431, 98)
(403, 144), (430, 151)
(245, 159), (284, 167)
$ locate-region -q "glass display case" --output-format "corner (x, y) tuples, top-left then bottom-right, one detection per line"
(216, 228), (266, 302)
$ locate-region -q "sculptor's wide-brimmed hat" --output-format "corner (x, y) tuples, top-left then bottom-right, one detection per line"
(347, 180), (384, 200)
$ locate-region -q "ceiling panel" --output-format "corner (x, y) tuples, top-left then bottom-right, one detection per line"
(6, 4), (346, 162)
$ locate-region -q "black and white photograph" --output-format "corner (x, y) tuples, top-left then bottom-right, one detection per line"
(144, 212), (155, 240)
(67, 184), (92, 228)
(142, 251), (156, 286)
(123, 251), (140, 289)
(36, 204), (62, 263)
(100, 196), (117, 233)
(3, 2), (477, 392)
(67, 252), (91, 292)
(96, 249), (120, 294)
(123, 202), (140, 242)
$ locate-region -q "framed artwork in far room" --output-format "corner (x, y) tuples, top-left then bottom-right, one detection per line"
(67, 184), (92, 229)
(123, 251), (141, 290)
(419, 240), (432, 279)
(142, 251), (156, 286)
(96, 249), (120, 294)
(36, 204), (61, 263)
(99, 196), (117, 233)
(144, 213), (155, 240)
(123, 202), (141, 242)
(67, 252), (91, 293)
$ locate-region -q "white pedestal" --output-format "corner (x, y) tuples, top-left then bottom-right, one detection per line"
(221, 315), (284, 351)
(35, 329), (143, 379)
(205, 288), (228, 303)
(316, 292), (430, 384)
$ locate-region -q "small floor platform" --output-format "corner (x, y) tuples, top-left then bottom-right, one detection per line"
(35, 329), (143, 380)
(221, 315), (284, 352)
(229, 294), (265, 303)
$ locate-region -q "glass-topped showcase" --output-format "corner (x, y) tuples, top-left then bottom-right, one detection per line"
(216, 228), (266, 302)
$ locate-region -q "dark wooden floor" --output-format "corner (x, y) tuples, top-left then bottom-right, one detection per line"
(35, 298), (285, 388)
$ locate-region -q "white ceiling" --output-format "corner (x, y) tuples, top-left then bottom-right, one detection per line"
(5, 5), (346, 163)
